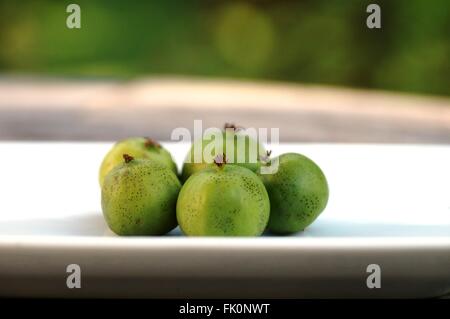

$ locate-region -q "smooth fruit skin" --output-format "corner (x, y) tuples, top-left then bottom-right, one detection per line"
(261, 153), (329, 234)
(177, 165), (270, 236)
(99, 137), (177, 187)
(102, 159), (181, 236)
(181, 132), (265, 183)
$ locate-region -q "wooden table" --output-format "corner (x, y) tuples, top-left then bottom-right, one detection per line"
(1, 76), (449, 143)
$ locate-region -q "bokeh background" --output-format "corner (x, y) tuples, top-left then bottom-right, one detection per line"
(0, 0), (449, 142)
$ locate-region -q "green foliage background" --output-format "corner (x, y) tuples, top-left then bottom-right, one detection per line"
(0, 0), (448, 96)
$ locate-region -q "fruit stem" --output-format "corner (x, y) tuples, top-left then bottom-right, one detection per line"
(214, 154), (227, 168)
(123, 154), (134, 163)
(224, 123), (244, 132)
(144, 138), (161, 148)
(260, 150), (272, 165)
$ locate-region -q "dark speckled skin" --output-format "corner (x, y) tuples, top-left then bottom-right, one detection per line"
(102, 159), (181, 235)
(261, 153), (329, 234)
(177, 165), (270, 236)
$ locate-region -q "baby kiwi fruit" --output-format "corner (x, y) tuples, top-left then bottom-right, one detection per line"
(102, 154), (181, 236)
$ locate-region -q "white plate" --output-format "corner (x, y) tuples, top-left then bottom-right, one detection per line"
(0, 142), (449, 298)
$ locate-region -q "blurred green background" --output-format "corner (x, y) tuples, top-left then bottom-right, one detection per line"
(0, 0), (449, 96)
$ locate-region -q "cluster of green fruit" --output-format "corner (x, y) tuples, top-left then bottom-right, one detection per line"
(99, 129), (329, 236)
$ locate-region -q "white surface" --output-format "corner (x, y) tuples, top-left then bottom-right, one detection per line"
(0, 142), (449, 298)
(0, 142), (449, 237)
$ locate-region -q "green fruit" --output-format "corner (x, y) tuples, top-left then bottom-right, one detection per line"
(177, 160), (270, 236)
(261, 153), (329, 234)
(181, 126), (265, 183)
(102, 155), (181, 236)
(99, 137), (177, 187)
